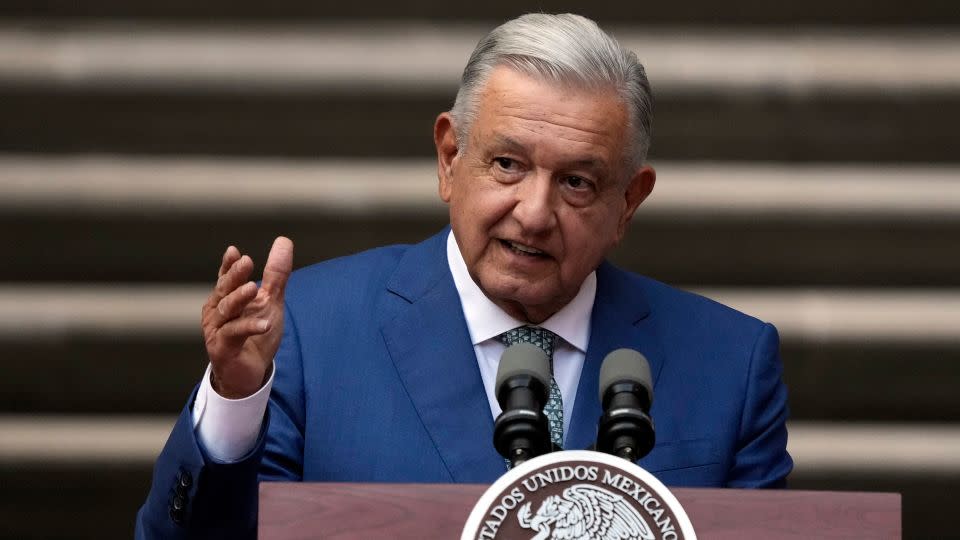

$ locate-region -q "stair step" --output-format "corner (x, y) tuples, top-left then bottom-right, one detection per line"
(1, 286), (956, 419)
(0, 418), (953, 538)
(4, 24), (958, 94)
(4, 285), (958, 343)
(4, 156), (960, 219)
(2, 24), (957, 161)
(1, 1), (957, 24)
(4, 415), (956, 472)
(3, 156), (958, 286)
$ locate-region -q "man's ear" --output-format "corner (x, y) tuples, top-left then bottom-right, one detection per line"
(617, 165), (656, 240)
(434, 112), (459, 203)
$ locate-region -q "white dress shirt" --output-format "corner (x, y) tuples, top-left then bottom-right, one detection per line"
(193, 231), (596, 462)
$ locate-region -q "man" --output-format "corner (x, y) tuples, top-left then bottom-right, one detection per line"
(136, 13), (792, 539)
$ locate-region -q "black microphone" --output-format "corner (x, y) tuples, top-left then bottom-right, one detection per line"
(596, 348), (655, 462)
(493, 343), (553, 468)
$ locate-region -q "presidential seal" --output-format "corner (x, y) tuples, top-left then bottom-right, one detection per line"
(461, 451), (696, 540)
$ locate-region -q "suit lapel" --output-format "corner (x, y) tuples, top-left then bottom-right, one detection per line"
(566, 262), (666, 451)
(379, 230), (504, 482)
(379, 235), (668, 475)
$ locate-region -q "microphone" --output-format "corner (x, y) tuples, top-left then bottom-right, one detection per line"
(597, 348), (655, 462)
(493, 343), (553, 468)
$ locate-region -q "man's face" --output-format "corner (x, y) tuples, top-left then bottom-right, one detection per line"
(435, 67), (655, 323)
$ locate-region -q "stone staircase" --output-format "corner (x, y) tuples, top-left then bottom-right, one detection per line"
(1, 6), (958, 539)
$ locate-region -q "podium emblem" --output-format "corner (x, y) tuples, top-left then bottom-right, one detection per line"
(462, 451), (696, 540)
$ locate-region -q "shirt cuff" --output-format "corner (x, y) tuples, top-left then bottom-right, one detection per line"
(192, 363), (274, 463)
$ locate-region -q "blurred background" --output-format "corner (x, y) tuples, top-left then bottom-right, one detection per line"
(0, 1), (958, 538)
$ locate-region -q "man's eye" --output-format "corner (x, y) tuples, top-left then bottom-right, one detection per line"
(563, 176), (590, 189)
(494, 157), (516, 170)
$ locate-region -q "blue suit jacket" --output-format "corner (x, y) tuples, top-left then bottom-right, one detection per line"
(136, 229), (792, 539)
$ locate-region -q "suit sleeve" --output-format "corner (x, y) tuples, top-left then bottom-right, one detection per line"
(135, 301), (306, 539)
(727, 322), (794, 488)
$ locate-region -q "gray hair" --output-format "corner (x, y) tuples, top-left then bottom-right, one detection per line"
(450, 13), (654, 168)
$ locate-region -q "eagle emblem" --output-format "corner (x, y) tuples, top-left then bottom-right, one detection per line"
(517, 484), (655, 540)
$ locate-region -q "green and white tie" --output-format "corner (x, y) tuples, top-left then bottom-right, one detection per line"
(498, 326), (564, 449)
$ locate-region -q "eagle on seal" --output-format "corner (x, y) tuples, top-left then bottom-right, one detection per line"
(517, 483), (655, 540)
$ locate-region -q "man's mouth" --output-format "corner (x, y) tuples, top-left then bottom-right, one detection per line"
(501, 239), (547, 257)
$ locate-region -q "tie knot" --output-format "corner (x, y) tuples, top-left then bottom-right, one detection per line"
(498, 326), (558, 358)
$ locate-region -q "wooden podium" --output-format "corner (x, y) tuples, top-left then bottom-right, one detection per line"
(259, 482), (901, 539)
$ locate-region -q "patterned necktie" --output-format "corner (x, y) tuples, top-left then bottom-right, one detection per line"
(498, 326), (564, 449)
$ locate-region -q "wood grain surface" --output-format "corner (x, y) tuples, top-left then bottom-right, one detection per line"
(260, 483), (900, 539)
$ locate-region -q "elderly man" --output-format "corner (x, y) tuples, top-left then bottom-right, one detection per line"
(136, 13), (792, 539)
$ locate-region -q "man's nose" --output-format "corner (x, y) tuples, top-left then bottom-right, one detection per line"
(512, 172), (557, 234)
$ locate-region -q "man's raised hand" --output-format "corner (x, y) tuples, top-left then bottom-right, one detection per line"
(201, 237), (294, 399)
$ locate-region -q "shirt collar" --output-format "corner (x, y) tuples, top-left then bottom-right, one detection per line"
(446, 231), (595, 352)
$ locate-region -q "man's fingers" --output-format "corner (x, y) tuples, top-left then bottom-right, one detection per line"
(262, 236), (294, 295)
(202, 238), (291, 371)
(218, 245), (241, 278)
(216, 316), (272, 347)
(209, 281), (258, 328)
(209, 254), (254, 307)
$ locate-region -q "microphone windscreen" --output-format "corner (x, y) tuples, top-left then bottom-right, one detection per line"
(599, 348), (653, 400)
(496, 343), (551, 391)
